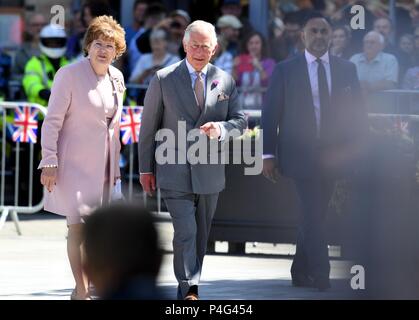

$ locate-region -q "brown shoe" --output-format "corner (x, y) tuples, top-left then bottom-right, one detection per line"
(184, 293), (199, 300)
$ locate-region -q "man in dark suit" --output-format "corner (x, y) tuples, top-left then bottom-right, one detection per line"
(261, 12), (367, 291)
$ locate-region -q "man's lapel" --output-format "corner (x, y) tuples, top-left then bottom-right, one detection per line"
(204, 64), (218, 110)
(298, 54), (316, 115)
(174, 60), (202, 121)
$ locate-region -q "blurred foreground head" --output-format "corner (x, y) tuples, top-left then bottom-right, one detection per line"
(83, 204), (163, 299)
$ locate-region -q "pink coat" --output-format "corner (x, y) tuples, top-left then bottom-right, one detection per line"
(38, 57), (125, 217)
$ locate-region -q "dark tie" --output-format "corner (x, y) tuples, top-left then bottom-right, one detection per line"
(194, 71), (205, 110)
(316, 58), (331, 138)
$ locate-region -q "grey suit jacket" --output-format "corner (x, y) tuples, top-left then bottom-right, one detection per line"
(139, 59), (247, 194)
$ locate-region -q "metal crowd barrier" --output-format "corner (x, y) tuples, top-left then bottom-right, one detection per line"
(0, 102), (47, 234)
(4, 89), (416, 236)
(120, 105), (161, 214)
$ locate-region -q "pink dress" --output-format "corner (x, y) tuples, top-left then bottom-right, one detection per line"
(38, 57), (125, 222)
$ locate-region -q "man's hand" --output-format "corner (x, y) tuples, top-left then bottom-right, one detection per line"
(40, 167), (57, 192)
(139, 173), (156, 196)
(200, 122), (221, 140)
(262, 158), (280, 183)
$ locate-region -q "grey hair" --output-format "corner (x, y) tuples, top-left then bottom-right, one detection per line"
(366, 31), (385, 45)
(183, 20), (217, 47)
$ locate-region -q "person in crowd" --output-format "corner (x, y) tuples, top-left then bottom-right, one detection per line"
(401, 65), (419, 90)
(331, 0), (375, 53)
(66, 10), (86, 61)
(129, 28), (180, 86)
(38, 16), (126, 300)
(271, 17), (285, 40)
(216, 14), (243, 57)
(329, 24), (354, 59)
(139, 20), (246, 300)
(124, 0), (148, 46)
(350, 31), (399, 96)
(397, 34), (416, 80)
(272, 11), (305, 62)
(262, 12), (367, 292)
(233, 31), (275, 109)
(212, 34), (234, 74)
(83, 204), (165, 300)
(12, 13), (47, 77)
(22, 24), (69, 107)
(128, 2), (167, 72)
(220, 0), (254, 39)
(166, 9), (190, 59)
(67, 0), (112, 60)
(0, 49), (11, 101)
(269, 17), (286, 63)
(373, 17), (399, 56)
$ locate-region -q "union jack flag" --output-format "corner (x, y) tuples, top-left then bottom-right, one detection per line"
(120, 107), (143, 145)
(12, 106), (39, 143)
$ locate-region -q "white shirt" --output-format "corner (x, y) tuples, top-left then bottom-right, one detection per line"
(305, 49), (332, 134)
(263, 50), (331, 159)
(350, 51), (398, 84)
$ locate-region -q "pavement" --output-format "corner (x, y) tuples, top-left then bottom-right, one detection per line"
(0, 211), (355, 300)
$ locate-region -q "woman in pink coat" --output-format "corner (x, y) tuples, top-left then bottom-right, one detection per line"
(38, 16), (126, 300)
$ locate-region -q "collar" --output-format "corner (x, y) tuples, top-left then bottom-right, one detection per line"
(185, 58), (208, 76)
(360, 52), (382, 64)
(305, 49), (329, 65)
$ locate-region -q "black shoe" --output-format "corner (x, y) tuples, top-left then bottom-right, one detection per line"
(186, 285), (198, 296)
(292, 274), (314, 287)
(313, 278), (331, 292)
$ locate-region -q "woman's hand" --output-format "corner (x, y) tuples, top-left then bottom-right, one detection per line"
(252, 57), (263, 72)
(40, 167), (57, 192)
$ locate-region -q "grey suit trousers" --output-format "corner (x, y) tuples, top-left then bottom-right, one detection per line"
(160, 189), (219, 299)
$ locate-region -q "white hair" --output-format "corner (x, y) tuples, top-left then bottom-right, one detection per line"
(366, 31), (385, 45)
(183, 20), (217, 47)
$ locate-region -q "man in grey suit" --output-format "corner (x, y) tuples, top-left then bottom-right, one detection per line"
(138, 20), (246, 300)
